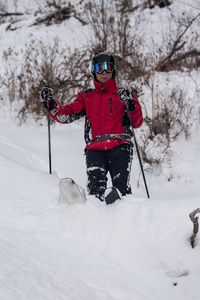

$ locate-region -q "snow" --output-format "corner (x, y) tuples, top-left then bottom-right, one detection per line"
(1, 116), (200, 300)
(0, 0), (200, 299)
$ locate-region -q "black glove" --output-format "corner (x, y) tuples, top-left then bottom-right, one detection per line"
(40, 85), (57, 111)
(118, 87), (136, 111)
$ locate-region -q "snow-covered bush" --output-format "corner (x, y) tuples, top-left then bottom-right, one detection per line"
(137, 71), (199, 169)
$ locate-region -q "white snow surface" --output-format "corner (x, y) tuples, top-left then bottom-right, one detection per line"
(1, 115), (200, 300)
(0, 0), (200, 299)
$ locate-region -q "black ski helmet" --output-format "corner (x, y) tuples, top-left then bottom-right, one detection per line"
(90, 52), (116, 81)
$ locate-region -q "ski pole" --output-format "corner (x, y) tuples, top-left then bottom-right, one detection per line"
(47, 107), (52, 174)
(41, 85), (52, 174)
(125, 102), (150, 198)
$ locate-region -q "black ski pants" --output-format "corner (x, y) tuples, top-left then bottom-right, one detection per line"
(86, 144), (133, 200)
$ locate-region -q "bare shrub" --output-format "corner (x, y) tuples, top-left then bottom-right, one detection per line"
(82, 0), (147, 84)
(31, 0), (88, 27)
(1, 47), (19, 107)
(137, 73), (198, 167)
(32, 1), (75, 26)
(155, 12), (200, 72)
(1, 37), (94, 123)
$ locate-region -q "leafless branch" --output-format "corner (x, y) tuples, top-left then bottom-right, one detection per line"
(155, 12), (200, 71)
(189, 208), (200, 248)
(0, 12), (23, 16)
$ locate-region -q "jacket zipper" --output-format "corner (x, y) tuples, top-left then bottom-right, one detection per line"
(101, 93), (103, 134)
(109, 97), (112, 114)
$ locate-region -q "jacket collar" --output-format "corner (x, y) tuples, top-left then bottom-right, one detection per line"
(94, 78), (117, 94)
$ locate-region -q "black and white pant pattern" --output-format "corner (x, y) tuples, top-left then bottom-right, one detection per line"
(86, 144), (133, 200)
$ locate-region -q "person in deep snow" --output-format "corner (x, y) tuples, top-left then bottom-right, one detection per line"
(40, 52), (143, 201)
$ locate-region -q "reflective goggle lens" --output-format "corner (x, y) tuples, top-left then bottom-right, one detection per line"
(94, 62), (115, 74)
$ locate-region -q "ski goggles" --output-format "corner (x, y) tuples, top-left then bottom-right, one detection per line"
(94, 62), (115, 74)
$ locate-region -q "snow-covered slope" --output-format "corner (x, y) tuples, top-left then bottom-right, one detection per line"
(0, 116), (200, 300)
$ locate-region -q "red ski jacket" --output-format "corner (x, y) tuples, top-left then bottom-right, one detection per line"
(50, 78), (143, 151)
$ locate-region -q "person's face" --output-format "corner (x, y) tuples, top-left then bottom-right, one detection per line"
(96, 70), (113, 83)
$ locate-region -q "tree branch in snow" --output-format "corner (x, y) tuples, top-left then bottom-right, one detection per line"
(155, 12), (200, 71)
(156, 49), (200, 72)
(0, 12), (23, 17)
(30, 7), (87, 27)
(189, 208), (200, 248)
(30, 7), (72, 26)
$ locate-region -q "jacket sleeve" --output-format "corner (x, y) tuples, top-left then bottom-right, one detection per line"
(128, 92), (143, 128)
(49, 93), (86, 124)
